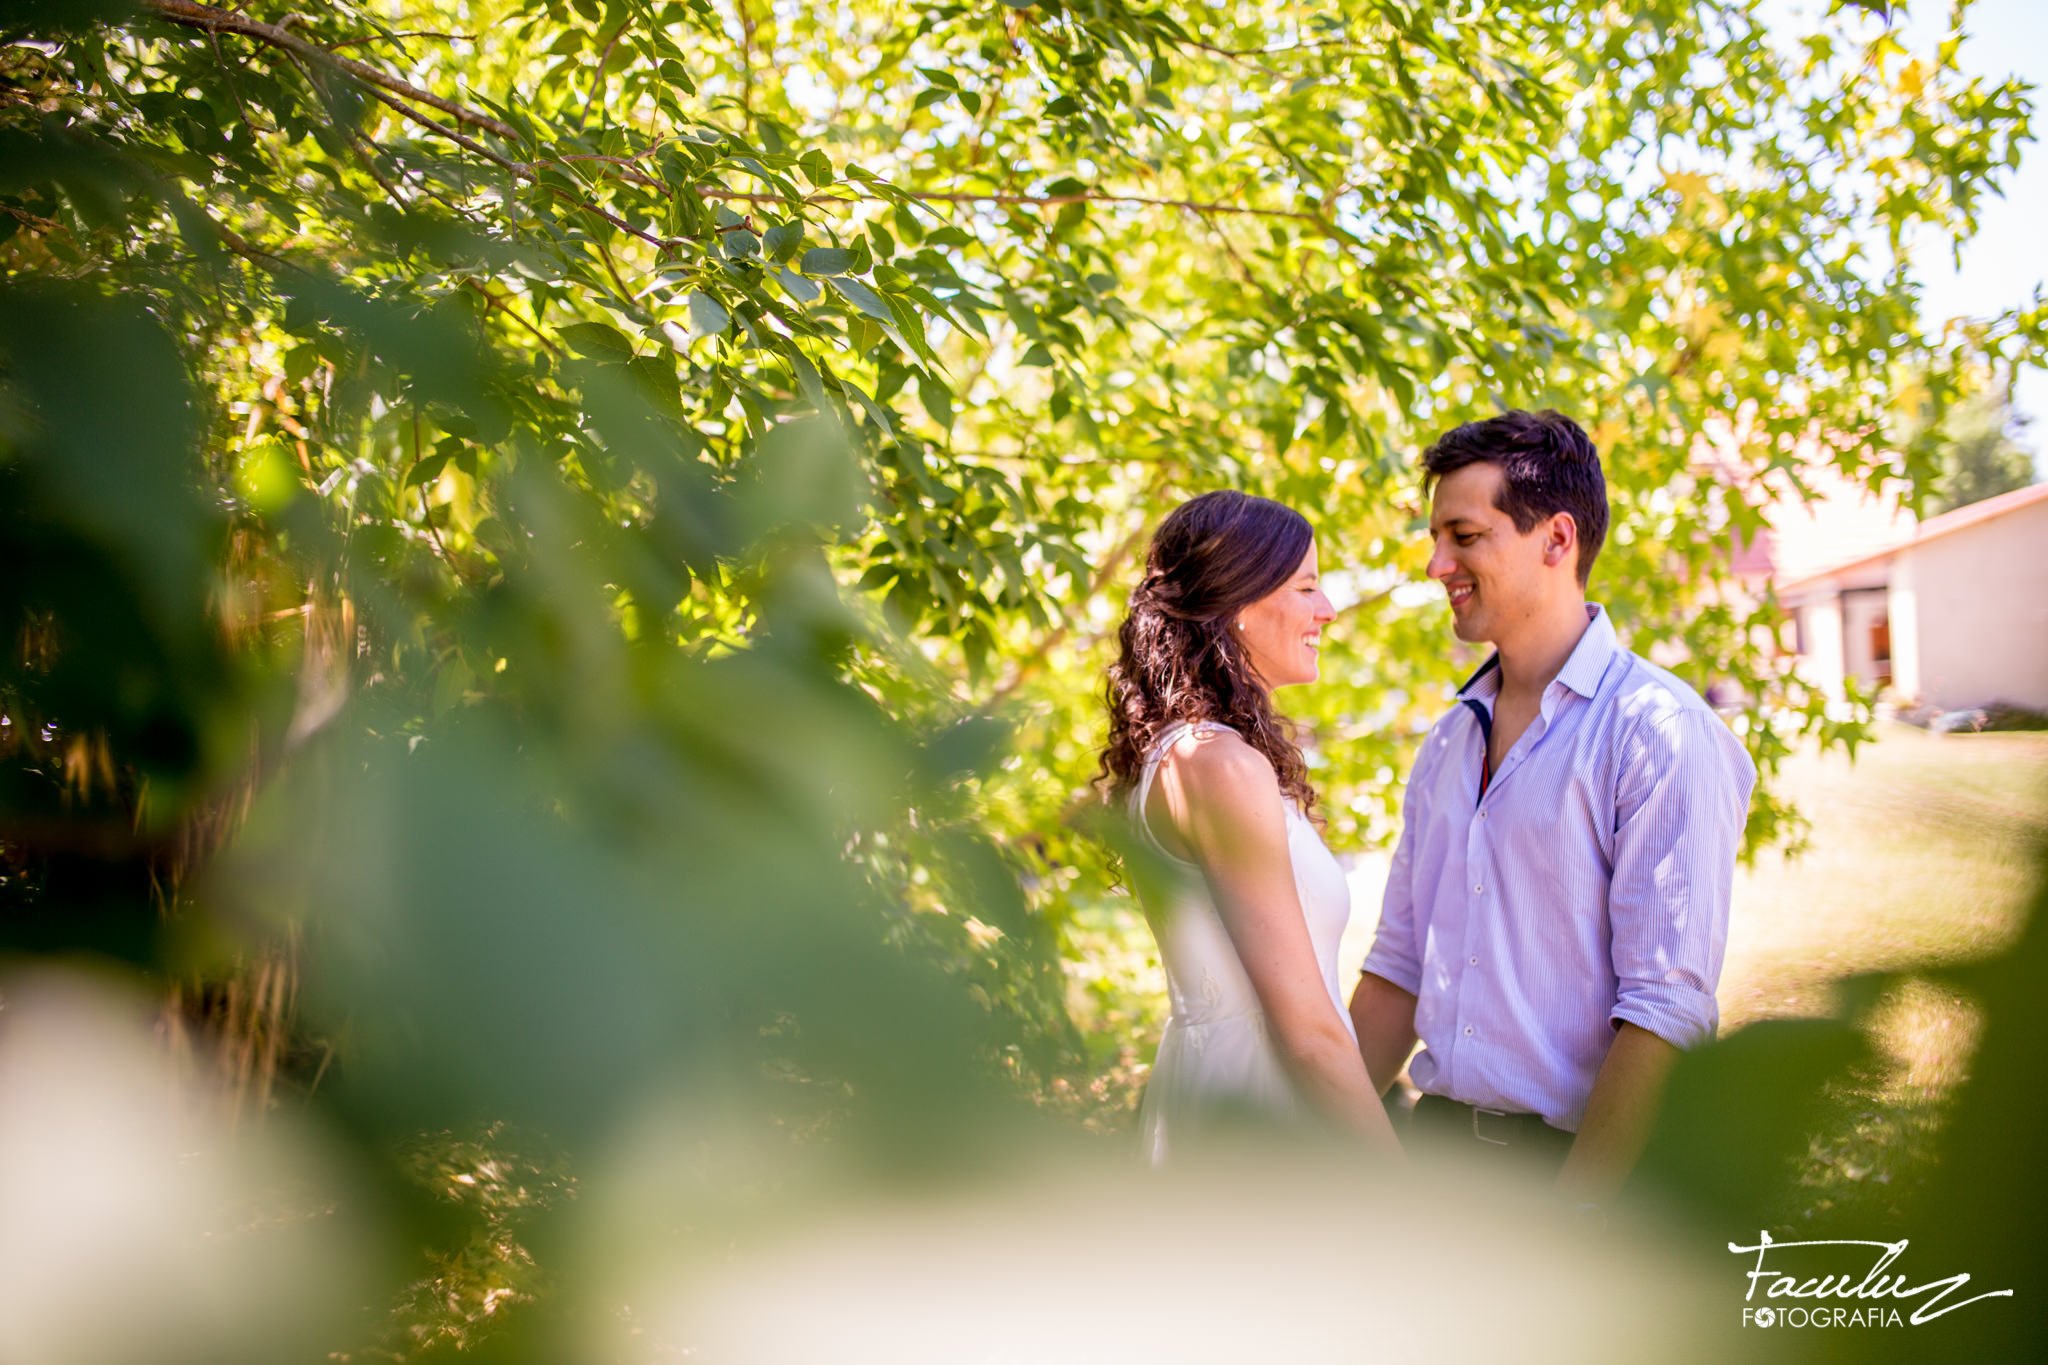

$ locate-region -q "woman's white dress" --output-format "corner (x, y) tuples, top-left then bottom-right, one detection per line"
(1129, 720), (1356, 1163)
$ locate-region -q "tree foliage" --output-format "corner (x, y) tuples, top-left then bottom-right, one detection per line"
(1, 0), (2043, 1352)
(1926, 373), (2037, 512)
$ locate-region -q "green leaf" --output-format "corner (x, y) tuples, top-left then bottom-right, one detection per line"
(0, 284), (221, 724)
(917, 372), (954, 431)
(560, 321), (635, 360)
(627, 355), (684, 418)
(785, 345), (833, 417)
(801, 247), (857, 276)
(406, 452), (453, 488)
(736, 415), (867, 538)
(843, 381), (897, 439)
(762, 221), (804, 261)
(828, 275), (892, 323)
(686, 291), (730, 341)
(772, 266), (822, 303)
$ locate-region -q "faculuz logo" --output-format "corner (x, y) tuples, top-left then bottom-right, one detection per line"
(1729, 1232), (2013, 1328)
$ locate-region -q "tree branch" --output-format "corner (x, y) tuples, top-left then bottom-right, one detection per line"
(142, 0), (520, 142)
(345, 128), (414, 208)
(581, 18), (633, 129)
(1182, 37), (1366, 61)
(200, 208), (287, 266)
(736, 0), (759, 116)
(349, 82), (520, 175)
(410, 410), (469, 584)
(348, 84), (690, 252)
(463, 278), (562, 354)
(1191, 203), (1276, 296)
(551, 153), (664, 191)
(327, 31), (480, 51)
(698, 185), (1321, 222)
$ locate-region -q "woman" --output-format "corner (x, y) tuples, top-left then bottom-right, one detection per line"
(1100, 491), (1400, 1162)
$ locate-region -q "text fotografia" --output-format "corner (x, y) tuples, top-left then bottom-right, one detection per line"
(1746, 1306), (1902, 1329)
(1730, 1232), (2014, 1327)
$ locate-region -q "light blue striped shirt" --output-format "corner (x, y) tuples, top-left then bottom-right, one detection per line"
(1360, 604), (1757, 1132)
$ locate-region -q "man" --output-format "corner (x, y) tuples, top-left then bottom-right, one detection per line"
(1350, 409), (1756, 1199)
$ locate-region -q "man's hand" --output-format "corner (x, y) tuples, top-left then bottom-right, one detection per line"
(1555, 1022), (1678, 1201)
(1347, 971), (1419, 1096)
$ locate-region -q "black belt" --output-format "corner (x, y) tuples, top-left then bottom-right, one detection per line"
(1410, 1093), (1575, 1161)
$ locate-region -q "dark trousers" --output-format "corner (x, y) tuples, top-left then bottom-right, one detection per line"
(1406, 1092), (1576, 1177)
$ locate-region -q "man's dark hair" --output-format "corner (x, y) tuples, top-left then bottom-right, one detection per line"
(1421, 409), (1608, 585)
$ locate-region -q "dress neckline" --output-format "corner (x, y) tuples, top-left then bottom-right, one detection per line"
(1145, 718), (1236, 764)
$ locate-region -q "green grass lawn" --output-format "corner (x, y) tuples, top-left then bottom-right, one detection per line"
(1719, 722), (2048, 1234)
(1722, 722), (2048, 1025)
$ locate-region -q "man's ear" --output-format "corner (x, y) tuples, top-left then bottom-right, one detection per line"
(1542, 512), (1579, 571)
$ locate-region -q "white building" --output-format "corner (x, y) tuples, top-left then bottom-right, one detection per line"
(1777, 482), (2048, 713)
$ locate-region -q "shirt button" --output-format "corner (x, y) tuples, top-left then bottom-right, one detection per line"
(1478, 810), (1488, 819)
(1464, 1026), (1474, 1036)
(1473, 884), (1484, 894)
(1468, 956), (1479, 966)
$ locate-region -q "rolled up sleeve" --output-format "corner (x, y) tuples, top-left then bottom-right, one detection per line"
(1607, 710), (1756, 1050)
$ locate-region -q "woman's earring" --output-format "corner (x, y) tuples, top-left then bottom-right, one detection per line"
(1235, 620), (1245, 631)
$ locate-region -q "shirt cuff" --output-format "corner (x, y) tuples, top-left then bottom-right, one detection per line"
(1359, 945), (1422, 997)
(1610, 977), (1719, 1051)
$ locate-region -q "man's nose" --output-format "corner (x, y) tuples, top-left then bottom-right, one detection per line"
(1425, 537), (1455, 581)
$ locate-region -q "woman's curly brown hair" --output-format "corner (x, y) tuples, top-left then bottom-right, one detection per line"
(1097, 490), (1320, 816)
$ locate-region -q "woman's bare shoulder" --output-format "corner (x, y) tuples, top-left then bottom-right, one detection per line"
(1158, 726), (1282, 803)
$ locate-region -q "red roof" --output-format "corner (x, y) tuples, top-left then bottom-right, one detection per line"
(1779, 480), (2048, 594)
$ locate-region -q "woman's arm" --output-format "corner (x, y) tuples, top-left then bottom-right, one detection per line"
(1150, 732), (1400, 1152)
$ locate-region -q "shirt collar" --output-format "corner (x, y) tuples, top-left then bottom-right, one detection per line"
(1556, 603), (1619, 699)
(1455, 653), (1501, 699)
(1456, 604), (1617, 702)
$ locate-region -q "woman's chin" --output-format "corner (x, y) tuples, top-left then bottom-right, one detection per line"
(1276, 661), (1319, 688)
(1249, 651), (1320, 691)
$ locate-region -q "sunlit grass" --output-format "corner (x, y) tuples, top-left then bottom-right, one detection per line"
(1781, 977), (1984, 1235)
(1721, 724), (2048, 1026)
(1719, 723), (2048, 1234)
(369, 1124), (577, 1360)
